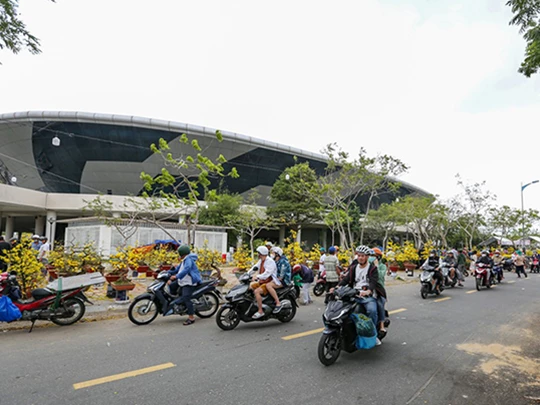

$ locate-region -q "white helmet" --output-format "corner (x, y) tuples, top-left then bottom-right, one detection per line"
(271, 247), (283, 257)
(32, 235), (40, 239)
(256, 246), (269, 256)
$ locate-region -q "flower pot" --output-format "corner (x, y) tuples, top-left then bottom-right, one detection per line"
(200, 270), (213, 280)
(48, 270), (58, 280)
(388, 264), (401, 272)
(137, 265), (150, 273)
(105, 274), (121, 284)
(159, 265), (173, 271)
(111, 283), (136, 291)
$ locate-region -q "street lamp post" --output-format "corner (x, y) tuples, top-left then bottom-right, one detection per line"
(520, 180), (539, 250)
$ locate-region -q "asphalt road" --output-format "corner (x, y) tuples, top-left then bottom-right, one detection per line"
(2, 273), (540, 405)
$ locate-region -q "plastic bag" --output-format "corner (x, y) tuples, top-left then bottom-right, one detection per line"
(356, 334), (377, 350)
(350, 313), (376, 337)
(0, 295), (22, 322)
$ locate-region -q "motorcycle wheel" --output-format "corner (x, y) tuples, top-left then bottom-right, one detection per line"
(128, 296), (159, 325)
(420, 285), (428, 299)
(313, 284), (325, 297)
(216, 306), (241, 331)
(476, 278), (481, 291)
(278, 300), (297, 323)
(318, 334), (341, 366)
(194, 293), (219, 318)
(50, 298), (85, 326)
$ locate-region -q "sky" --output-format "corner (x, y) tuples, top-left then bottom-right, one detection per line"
(1, 0), (539, 211)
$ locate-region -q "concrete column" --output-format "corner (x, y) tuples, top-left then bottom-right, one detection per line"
(279, 225), (286, 247)
(321, 228), (328, 249)
(45, 211), (57, 248)
(34, 215), (45, 236)
(0, 212), (3, 236)
(5, 216), (14, 240)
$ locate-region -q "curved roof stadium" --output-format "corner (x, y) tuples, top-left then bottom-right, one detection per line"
(0, 111), (429, 206)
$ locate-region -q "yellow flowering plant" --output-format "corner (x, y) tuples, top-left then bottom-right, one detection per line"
(196, 241), (222, 270)
(337, 248), (354, 267)
(394, 241), (420, 264)
(148, 247), (178, 268)
(420, 241), (436, 260)
(232, 246), (252, 272)
(283, 230), (307, 266)
(0, 237), (44, 297)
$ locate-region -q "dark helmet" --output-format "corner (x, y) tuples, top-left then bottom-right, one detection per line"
(177, 245), (191, 256)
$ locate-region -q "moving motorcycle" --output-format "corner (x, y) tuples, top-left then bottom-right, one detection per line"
(313, 269), (327, 297)
(440, 263), (458, 288)
(531, 258), (539, 273)
(419, 265), (443, 299)
(318, 286), (390, 366)
(0, 271), (98, 332)
(128, 271), (221, 325)
(215, 271), (297, 330)
(502, 258), (515, 273)
(492, 264), (504, 283)
(475, 263), (493, 291)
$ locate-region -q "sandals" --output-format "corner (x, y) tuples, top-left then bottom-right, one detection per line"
(183, 318), (195, 326)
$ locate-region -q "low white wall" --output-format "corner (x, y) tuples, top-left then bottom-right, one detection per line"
(65, 224), (227, 257)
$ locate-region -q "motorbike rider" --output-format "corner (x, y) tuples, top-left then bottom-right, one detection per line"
(165, 245), (202, 325)
(492, 250), (505, 281)
(442, 251), (463, 287)
(266, 247), (291, 314)
(250, 246), (278, 319)
(476, 250), (494, 280)
(371, 247), (389, 336)
(421, 250), (443, 293)
(336, 245), (382, 345)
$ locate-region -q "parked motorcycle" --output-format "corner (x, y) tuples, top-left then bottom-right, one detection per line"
(419, 266), (443, 299)
(475, 263), (493, 291)
(313, 269), (327, 297)
(0, 271), (96, 332)
(317, 286), (390, 366)
(215, 271), (298, 330)
(128, 271), (221, 325)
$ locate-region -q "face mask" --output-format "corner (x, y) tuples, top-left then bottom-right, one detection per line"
(368, 256), (376, 264)
(482, 254), (487, 257)
(270, 253), (276, 259)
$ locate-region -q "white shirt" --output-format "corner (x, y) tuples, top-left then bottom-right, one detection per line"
(354, 262), (370, 290)
(177, 261), (193, 286)
(38, 242), (50, 260)
(253, 257), (277, 281)
(319, 254), (326, 273)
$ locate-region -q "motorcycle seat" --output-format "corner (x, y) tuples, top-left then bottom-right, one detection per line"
(32, 288), (53, 300)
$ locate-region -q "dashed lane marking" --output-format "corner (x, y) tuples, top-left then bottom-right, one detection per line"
(507, 280), (516, 284)
(73, 362), (176, 390)
(466, 290), (477, 294)
(433, 297), (452, 303)
(281, 308), (408, 341)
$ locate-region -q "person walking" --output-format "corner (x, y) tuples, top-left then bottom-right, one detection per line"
(323, 246), (340, 303)
(514, 250), (528, 278)
(293, 264), (314, 305)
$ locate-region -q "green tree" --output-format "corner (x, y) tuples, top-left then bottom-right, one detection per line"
(507, 0), (540, 77)
(141, 133), (239, 245)
(267, 162), (323, 241)
(0, 0), (51, 62)
(230, 191), (275, 258)
(448, 175), (495, 250)
(488, 205), (539, 241)
(198, 190), (242, 227)
(320, 144), (408, 249)
(364, 202), (400, 249)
